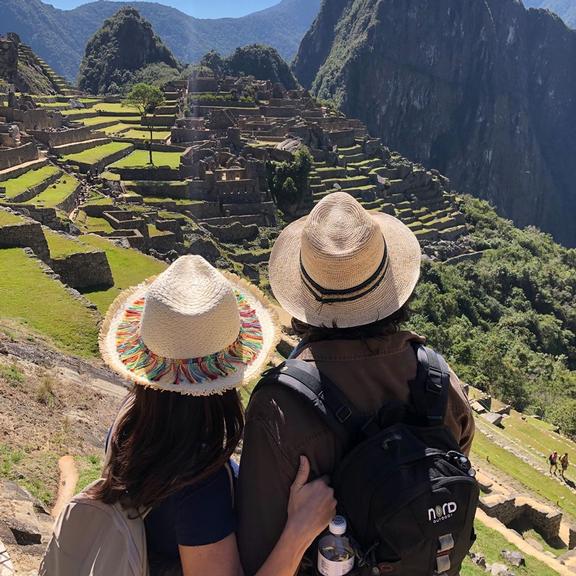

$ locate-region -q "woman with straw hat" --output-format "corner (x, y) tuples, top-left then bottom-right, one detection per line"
(96, 255), (336, 575)
(237, 192), (475, 575)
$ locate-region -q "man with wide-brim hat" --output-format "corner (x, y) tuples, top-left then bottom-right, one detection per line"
(237, 192), (475, 575)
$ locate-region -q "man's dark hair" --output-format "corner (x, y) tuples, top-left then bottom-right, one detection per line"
(291, 304), (410, 343)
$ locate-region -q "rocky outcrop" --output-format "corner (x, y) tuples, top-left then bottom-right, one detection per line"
(0, 37), (18, 84)
(294, 0), (576, 246)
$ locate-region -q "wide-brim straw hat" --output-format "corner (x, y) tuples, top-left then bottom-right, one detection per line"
(100, 255), (278, 396)
(269, 192), (421, 328)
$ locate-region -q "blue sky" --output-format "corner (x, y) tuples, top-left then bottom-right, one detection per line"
(47, 0), (280, 18)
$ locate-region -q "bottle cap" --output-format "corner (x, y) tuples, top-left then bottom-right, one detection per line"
(329, 515), (347, 536)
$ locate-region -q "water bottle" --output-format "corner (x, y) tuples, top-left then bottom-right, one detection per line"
(317, 515), (355, 576)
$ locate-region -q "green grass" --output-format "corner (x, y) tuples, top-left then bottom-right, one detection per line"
(471, 429), (576, 520)
(60, 109), (96, 117)
(77, 235), (166, 312)
(1, 165), (61, 199)
(520, 529), (566, 557)
(109, 149), (181, 169)
(23, 174), (79, 208)
(77, 454), (103, 492)
(121, 129), (170, 141)
(0, 362), (24, 386)
(92, 102), (140, 114)
(100, 123), (131, 135)
(147, 224), (171, 237)
(461, 521), (560, 576)
(79, 115), (134, 127)
(0, 210), (24, 226)
(83, 194), (114, 207)
(0, 248), (100, 356)
(75, 211), (115, 234)
(0, 443), (58, 506)
(43, 228), (92, 259)
(500, 412), (576, 483)
(63, 142), (133, 166)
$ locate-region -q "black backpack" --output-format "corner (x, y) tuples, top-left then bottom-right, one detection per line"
(255, 343), (479, 576)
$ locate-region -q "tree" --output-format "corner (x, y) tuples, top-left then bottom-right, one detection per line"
(282, 177), (298, 206)
(200, 51), (228, 78)
(125, 83), (164, 165)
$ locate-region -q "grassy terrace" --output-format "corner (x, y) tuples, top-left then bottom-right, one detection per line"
(43, 229), (92, 259)
(121, 129), (171, 141)
(0, 210), (24, 226)
(502, 412), (576, 475)
(23, 174), (78, 208)
(78, 235), (166, 312)
(80, 115), (140, 127)
(63, 142), (133, 166)
(461, 521), (559, 576)
(1, 166), (61, 199)
(75, 211), (115, 234)
(109, 150), (181, 169)
(92, 102), (140, 114)
(148, 224), (172, 237)
(101, 123), (132, 135)
(0, 248), (99, 357)
(471, 428), (576, 520)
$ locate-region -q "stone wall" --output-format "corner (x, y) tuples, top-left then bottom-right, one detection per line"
(481, 494), (564, 544)
(0, 39), (18, 84)
(4, 204), (60, 228)
(148, 232), (177, 254)
(56, 182), (82, 214)
(130, 181), (190, 200)
(109, 166), (180, 181)
(50, 250), (114, 290)
(0, 107), (63, 131)
(0, 221), (50, 261)
(185, 202), (221, 219)
(71, 144), (133, 174)
(0, 143), (38, 171)
(28, 127), (93, 148)
(9, 170), (61, 203)
(205, 221), (259, 243)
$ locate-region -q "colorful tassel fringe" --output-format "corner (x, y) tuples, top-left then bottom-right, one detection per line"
(115, 292), (264, 386)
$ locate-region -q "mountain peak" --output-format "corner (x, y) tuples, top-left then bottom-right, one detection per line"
(77, 6), (178, 94)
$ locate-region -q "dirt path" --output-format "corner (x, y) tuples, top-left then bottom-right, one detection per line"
(52, 455), (79, 519)
(477, 510), (573, 575)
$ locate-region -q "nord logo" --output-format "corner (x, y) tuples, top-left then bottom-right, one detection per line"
(428, 502), (457, 523)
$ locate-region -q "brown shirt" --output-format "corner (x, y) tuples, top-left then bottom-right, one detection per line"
(237, 331), (475, 575)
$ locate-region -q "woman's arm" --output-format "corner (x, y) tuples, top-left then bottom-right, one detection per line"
(179, 456), (336, 576)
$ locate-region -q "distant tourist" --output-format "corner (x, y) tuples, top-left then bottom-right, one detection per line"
(549, 451), (559, 475)
(560, 453), (569, 480)
(238, 193), (477, 575)
(41, 256), (335, 576)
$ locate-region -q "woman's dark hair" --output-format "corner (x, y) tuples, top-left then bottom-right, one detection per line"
(93, 386), (243, 511)
(291, 304), (410, 343)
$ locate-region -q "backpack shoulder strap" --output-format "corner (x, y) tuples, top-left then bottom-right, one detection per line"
(409, 343), (451, 426)
(254, 359), (362, 441)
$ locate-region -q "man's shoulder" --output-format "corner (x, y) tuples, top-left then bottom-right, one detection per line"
(246, 369), (332, 439)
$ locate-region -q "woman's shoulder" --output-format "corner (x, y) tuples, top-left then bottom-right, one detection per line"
(174, 464), (237, 546)
(176, 464), (234, 505)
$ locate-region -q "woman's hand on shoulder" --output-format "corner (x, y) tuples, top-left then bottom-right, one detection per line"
(285, 456), (337, 549)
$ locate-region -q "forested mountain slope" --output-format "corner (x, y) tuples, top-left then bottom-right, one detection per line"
(0, 0), (321, 80)
(293, 0), (576, 247)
